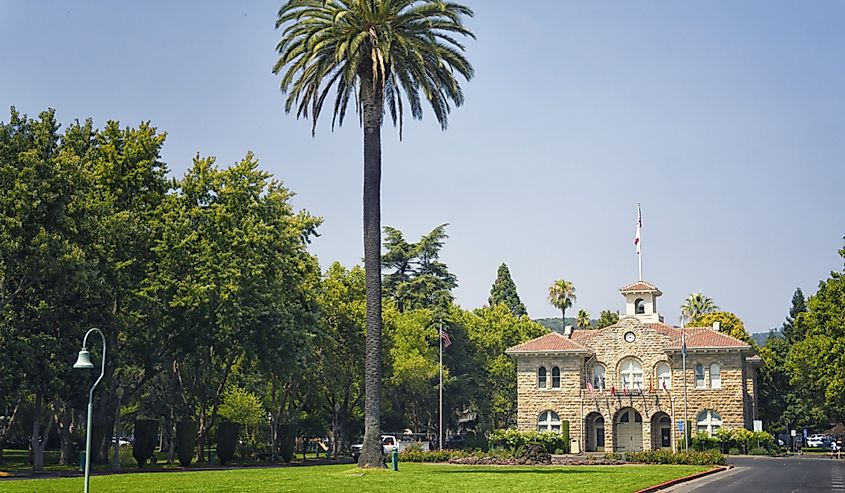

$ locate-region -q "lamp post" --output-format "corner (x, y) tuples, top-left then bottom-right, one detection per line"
(73, 328), (107, 493)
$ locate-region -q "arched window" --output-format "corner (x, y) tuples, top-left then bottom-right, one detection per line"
(551, 367), (561, 389)
(538, 411), (562, 432)
(694, 364), (705, 388)
(656, 362), (672, 390)
(592, 364), (606, 391)
(696, 410), (722, 435)
(635, 298), (645, 314)
(709, 363), (721, 389)
(619, 358), (643, 391)
(538, 366), (547, 389)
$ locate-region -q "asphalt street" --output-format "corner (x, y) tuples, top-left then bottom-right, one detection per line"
(667, 455), (845, 493)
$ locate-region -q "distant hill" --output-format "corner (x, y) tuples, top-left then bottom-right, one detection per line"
(534, 317), (578, 332)
(751, 329), (781, 346)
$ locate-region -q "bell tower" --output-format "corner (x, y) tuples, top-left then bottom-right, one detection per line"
(619, 281), (663, 323)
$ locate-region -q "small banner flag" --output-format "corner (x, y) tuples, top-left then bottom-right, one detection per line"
(634, 203), (642, 255)
(439, 328), (452, 348)
(610, 385), (617, 397)
(587, 381), (595, 397)
(649, 377), (654, 393)
(662, 380), (669, 393)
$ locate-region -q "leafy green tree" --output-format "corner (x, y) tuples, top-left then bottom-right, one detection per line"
(782, 288), (808, 344)
(488, 263), (527, 317)
(681, 292), (719, 321)
(576, 310), (591, 329)
(785, 238), (845, 426)
(383, 224), (458, 312)
(219, 386), (266, 446)
(273, 0), (474, 468)
(691, 312), (753, 345)
(596, 310), (620, 329)
(547, 279), (576, 330)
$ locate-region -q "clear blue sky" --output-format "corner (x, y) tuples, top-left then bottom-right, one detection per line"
(3, 1), (844, 332)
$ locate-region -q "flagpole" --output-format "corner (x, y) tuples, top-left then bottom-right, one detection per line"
(681, 315), (689, 452)
(637, 203), (643, 281)
(439, 320), (443, 451)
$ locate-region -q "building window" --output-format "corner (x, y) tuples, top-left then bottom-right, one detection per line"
(635, 298), (645, 314)
(695, 364), (705, 388)
(538, 366), (547, 389)
(696, 410), (722, 435)
(620, 358), (643, 391)
(709, 363), (721, 389)
(592, 364), (606, 390)
(538, 411), (562, 432)
(656, 362), (671, 390)
(551, 366), (560, 389)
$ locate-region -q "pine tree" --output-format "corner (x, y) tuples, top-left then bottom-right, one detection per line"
(782, 288), (807, 343)
(488, 263), (527, 317)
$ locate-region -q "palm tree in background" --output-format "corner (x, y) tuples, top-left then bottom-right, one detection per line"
(273, 0), (474, 468)
(681, 292), (719, 322)
(548, 279), (577, 330)
(576, 309), (591, 329)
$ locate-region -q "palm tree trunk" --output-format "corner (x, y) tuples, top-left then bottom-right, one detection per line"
(359, 69), (385, 469)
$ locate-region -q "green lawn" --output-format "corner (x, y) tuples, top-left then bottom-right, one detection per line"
(0, 462), (710, 493)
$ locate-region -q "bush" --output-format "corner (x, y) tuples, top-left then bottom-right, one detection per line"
(463, 431), (489, 452)
(691, 431), (719, 451)
(623, 450), (725, 465)
(132, 419), (159, 468)
(399, 449), (471, 463)
(216, 421), (241, 465)
(175, 420), (196, 466)
(728, 447), (740, 455)
(277, 424), (295, 463)
(748, 447), (768, 456)
(488, 427), (569, 454)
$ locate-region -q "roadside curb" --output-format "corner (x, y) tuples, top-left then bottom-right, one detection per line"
(633, 464), (733, 493)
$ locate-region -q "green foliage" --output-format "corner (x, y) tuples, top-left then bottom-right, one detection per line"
(398, 449), (472, 463)
(547, 279), (576, 324)
(382, 224), (458, 312)
(278, 424), (296, 463)
(691, 312), (753, 345)
(681, 292), (718, 321)
(622, 450), (725, 465)
(596, 310), (620, 329)
(488, 263), (527, 317)
(691, 431), (719, 451)
(748, 447), (769, 456)
(132, 419), (159, 468)
(215, 421), (241, 465)
(218, 386), (265, 445)
(576, 310), (591, 329)
(488, 428), (569, 454)
(175, 420), (196, 467)
(782, 288), (807, 343)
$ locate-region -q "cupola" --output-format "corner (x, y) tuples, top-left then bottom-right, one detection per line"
(619, 281), (663, 323)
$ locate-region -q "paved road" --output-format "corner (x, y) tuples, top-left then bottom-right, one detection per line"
(667, 455), (845, 493)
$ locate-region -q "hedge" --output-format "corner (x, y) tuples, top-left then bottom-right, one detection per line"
(133, 419), (159, 468)
(489, 426), (570, 454)
(175, 420), (196, 467)
(605, 449), (725, 465)
(216, 421), (241, 465)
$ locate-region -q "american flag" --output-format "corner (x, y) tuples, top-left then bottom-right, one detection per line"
(440, 328), (451, 348)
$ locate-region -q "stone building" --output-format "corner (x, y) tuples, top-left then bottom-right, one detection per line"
(505, 281), (762, 453)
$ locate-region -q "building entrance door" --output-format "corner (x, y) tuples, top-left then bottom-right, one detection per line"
(614, 408), (643, 452)
(651, 412), (672, 450)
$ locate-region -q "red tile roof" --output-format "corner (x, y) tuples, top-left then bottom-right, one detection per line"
(665, 327), (752, 350)
(506, 332), (593, 354)
(619, 281), (662, 294)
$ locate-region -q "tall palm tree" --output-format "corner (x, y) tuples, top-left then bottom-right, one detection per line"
(680, 292), (719, 322)
(576, 309), (591, 329)
(548, 279), (576, 330)
(273, 0), (474, 468)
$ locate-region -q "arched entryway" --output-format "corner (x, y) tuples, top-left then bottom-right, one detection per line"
(614, 408), (643, 452)
(585, 412), (605, 452)
(651, 412), (672, 450)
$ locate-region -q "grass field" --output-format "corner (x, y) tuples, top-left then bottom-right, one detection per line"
(0, 462), (710, 493)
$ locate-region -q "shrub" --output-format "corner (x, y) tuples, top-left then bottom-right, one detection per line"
(175, 420), (196, 467)
(728, 447), (740, 455)
(748, 447), (768, 456)
(216, 421), (241, 465)
(691, 431), (719, 451)
(488, 427), (569, 454)
(623, 450), (725, 465)
(278, 424), (295, 463)
(463, 431), (489, 452)
(399, 449), (471, 463)
(132, 419), (159, 468)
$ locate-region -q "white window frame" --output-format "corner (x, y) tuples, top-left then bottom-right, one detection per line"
(538, 410), (562, 433)
(619, 357), (643, 391)
(592, 364), (606, 391)
(696, 409), (722, 436)
(694, 363), (706, 388)
(656, 362), (672, 390)
(709, 363), (721, 389)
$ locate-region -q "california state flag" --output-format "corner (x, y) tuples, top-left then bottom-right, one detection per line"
(634, 204), (642, 255)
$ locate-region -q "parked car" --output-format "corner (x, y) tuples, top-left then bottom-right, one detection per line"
(351, 435), (399, 461)
(807, 435), (827, 448)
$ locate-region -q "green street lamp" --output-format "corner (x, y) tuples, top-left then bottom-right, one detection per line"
(73, 328), (107, 493)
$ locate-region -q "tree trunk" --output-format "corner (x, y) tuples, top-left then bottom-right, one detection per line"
(358, 64), (385, 469)
(30, 388), (54, 473)
(0, 399), (21, 465)
(54, 403), (74, 466)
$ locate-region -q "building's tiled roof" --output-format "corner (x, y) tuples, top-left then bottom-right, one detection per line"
(665, 327), (752, 350)
(619, 281), (662, 294)
(506, 332), (593, 355)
